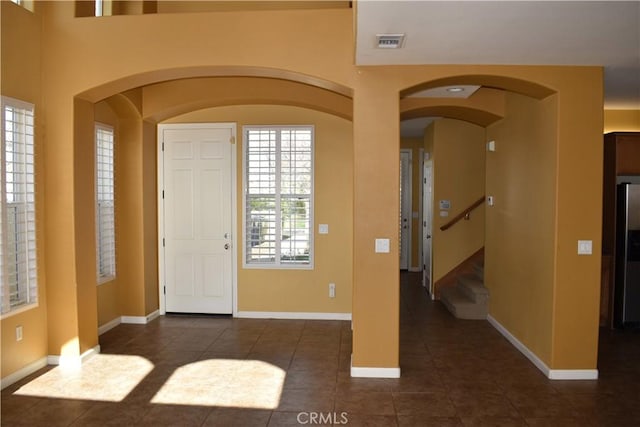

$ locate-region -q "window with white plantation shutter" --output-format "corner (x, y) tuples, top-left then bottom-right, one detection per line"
(244, 126), (313, 268)
(1, 97), (37, 315)
(96, 123), (115, 282)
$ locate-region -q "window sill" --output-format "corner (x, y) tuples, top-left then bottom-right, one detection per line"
(0, 302), (39, 320)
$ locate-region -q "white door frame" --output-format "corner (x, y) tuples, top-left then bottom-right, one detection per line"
(157, 123), (238, 316)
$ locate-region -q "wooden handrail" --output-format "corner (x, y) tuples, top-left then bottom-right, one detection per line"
(440, 195), (486, 231)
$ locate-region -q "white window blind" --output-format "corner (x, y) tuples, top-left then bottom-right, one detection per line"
(96, 124), (115, 282)
(1, 97), (37, 315)
(244, 126), (313, 268)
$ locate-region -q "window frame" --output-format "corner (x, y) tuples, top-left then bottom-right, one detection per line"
(95, 122), (116, 284)
(242, 125), (314, 270)
(0, 96), (38, 318)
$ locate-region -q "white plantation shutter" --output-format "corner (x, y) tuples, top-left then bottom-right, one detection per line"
(1, 97), (37, 315)
(96, 124), (115, 282)
(244, 126), (313, 268)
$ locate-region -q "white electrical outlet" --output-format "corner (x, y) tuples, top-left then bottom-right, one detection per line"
(375, 238), (390, 253)
(578, 240), (593, 255)
(16, 325), (23, 342)
(329, 283), (336, 298)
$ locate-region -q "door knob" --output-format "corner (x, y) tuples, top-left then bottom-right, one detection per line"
(224, 243), (230, 250)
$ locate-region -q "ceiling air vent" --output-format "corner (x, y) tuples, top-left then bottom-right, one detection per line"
(376, 33), (405, 49)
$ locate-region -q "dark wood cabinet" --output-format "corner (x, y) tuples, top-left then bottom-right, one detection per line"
(601, 132), (640, 326)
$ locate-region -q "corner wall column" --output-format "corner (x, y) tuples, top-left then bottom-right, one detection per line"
(351, 72), (401, 377)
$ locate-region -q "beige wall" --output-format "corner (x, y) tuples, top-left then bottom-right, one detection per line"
(0, 1), (48, 378)
(1, 0), (605, 381)
(429, 119), (486, 283)
(604, 110), (640, 132)
(167, 105), (353, 314)
(485, 93), (558, 365)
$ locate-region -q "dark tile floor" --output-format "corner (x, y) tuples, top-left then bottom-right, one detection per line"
(2, 272), (640, 426)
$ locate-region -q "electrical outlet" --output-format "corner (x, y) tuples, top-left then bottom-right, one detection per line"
(329, 283), (336, 298)
(16, 325), (23, 342)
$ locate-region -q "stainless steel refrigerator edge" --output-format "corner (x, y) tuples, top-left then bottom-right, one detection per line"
(614, 182), (640, 328)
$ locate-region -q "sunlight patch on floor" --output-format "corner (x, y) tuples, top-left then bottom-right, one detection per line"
(14, 354), (154, 402)
(151, 359), (285, 409)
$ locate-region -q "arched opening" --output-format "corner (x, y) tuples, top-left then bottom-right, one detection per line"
(397, 75), (559, 374)
(71, 68), (355, 347)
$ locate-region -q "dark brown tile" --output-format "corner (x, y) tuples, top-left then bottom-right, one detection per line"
(459, 417), (528, 426)
(276, 389), (335, 412)
(340, 413), (398, 426)
(525, 417), (597, 427)
(397, 415), (463, 427)
(203, 407), (271, 426)
(334, 391), (396, 416)
(392, 392), (456, 417)
(449, 390), (519, 418)
(268, 411), (331, 426)
(138, 404), (212, 426)
(282, 370), (338, 391)
(70, 402), (148, 426)
(2, 398), (93, 427)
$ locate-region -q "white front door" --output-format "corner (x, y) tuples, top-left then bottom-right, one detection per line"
(423, 158), (433, 296)
(159, 124), (235, 314)
(400, 150), (412, 270)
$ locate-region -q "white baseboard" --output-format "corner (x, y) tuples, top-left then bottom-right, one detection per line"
(235, 311), (352, 321)
(121, 315), (148, 324)
(1, 357), (48, 390)
(548, 369), (599, 380)
(98, 317), (122, 335)
(146, 310), (160, 323)
(122, 310), (160, 325)
(487, 314), (598, 380)
(47, 345), (100, 368)
(100, 310), (160, 334)
(351, 363), (401, 378)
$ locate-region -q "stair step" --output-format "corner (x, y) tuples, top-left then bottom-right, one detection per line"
(457, 274), (489, 304)
(440, 286), (488, 320)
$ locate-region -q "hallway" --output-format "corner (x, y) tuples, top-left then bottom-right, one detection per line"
(2, 273), (639, 426)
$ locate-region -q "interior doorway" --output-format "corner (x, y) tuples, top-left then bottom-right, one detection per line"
(400, 149), (412, 270)
(422, 156), (433, 297)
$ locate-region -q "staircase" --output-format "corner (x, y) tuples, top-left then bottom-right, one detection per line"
(440, 262), (489, 320)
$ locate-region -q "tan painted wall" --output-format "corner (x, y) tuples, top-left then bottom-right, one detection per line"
(485, 93), (558, 365)
(431, 119), (486, 283)
(0, 1), (48, 378)
(166, 105), (353, 314)
(95, 98), (159, 328)
(1, 0), (605, 380)
(604, 110), (640, 132)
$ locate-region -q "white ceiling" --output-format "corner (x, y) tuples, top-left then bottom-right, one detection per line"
(356, 1), (640, 136)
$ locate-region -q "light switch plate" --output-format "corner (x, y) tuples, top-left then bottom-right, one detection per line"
(318, 224), (329, 234)
(375, 238), (390, 253)
(578, 240), (592, 255)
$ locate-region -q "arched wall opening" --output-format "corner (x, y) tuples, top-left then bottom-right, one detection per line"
(398, 75), (561, 370)
(70, 70), (355, 353)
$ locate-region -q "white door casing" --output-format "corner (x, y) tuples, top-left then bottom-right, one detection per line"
(400, 150), (412, 270)
(158, 123), (236, 314)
